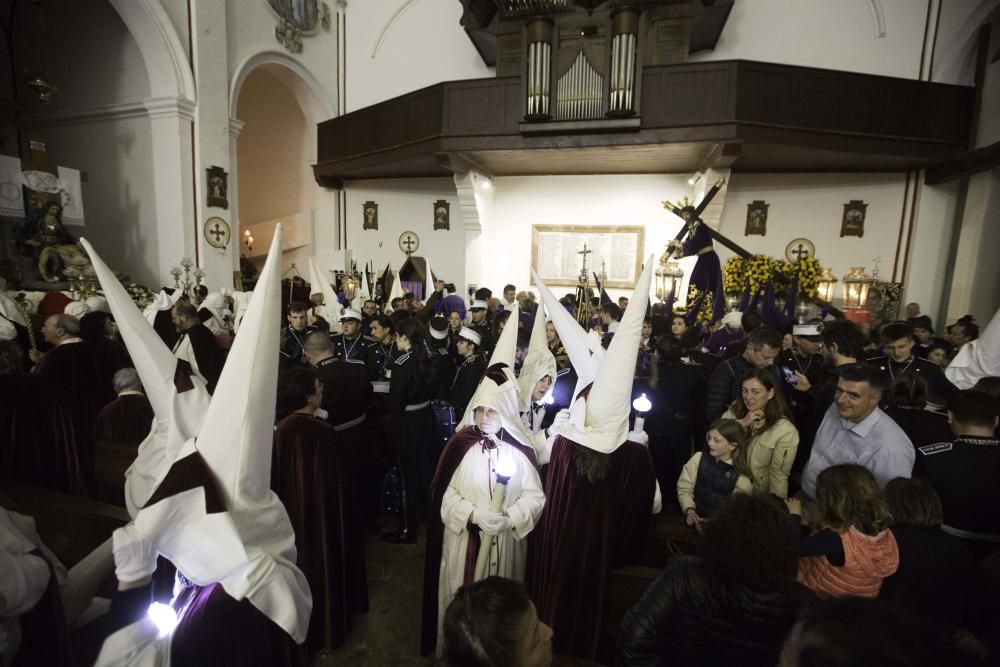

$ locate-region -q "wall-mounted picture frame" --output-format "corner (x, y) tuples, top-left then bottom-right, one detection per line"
(207, 166), (228, 209)
(841, 200), (867, 238)
(363, 201), (378, 230)
(433, 199), (450, 230)
(745, 200), (768, 236)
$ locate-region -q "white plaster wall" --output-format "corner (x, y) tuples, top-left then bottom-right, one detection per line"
(947, 168), (1000, 323)
(39, 117), (160, 286)
(690, 0), (928, 79)
(343, 179), (467, 290)
(903, 180), (959, 327)
(226, 0), (339, 111)
(344, 0), (493, 112)
(715, 173), (908, 302)
(15, 0), (151, 114)
(487, 175), (692, 303)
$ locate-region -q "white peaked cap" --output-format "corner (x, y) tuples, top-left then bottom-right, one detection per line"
(946, 306), (1000, 389)
(179, 224), (311, 640)
(80, 237), (212, 517)
(518, 302), (558, 413)
(471, 299), (489, 310)
(533, 269), (604, 399)
(458, 326), (482, 346)
(459, 304), (519, 427)
(558, 256), (654, 454)
(307, 257), (339, 309)
(340, 308), (362, 321)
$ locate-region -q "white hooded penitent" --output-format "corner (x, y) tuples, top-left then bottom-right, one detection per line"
(93, 226), (312, 644)
(517, 301), (557, 413)
(81, 237), (212, 518)
(542, 256), (654, 455)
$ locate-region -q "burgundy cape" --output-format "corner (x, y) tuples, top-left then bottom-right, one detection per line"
(419, 425), (538, 656)
(527, 435), (656, 661)
(96, 393), (155, 447)
(32, 341), (115, 494)
(271, 413), (368, 653)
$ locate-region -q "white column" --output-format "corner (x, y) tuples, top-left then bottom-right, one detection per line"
(190, 0), (235, 290)
(145, 97), (196, 287)
(228, 117), (245, 272)
(454, 170), (492, 295)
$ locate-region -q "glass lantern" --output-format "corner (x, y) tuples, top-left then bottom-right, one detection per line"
(842, 266), (872, 309)
(816, 267), (838, 303)
(342, 273), (359, 301)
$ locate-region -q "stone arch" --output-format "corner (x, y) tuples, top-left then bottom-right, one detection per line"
(230, 51), (336, 133)
(107, 0), (195, 102)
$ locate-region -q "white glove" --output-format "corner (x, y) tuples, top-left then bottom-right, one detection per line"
(472, 509), (502, 527)
(628, 430), (649, 446)
(548, 409), (571, 435)
(313, 407), (329, 420)
(479, 513), (512, 536)
(112, 524), (157, 583)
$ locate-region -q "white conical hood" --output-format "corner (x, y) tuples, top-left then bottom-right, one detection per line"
(946, 306), (1000, 389)
(128, 226), (311, 643)
(518, 302), (557, 413)
(307, 257), (337, 308)
(388, 266), (404, 305)
(143, 289), (183, 325)
(80, 237), (211, 517)
(533, 269), (604, 399)
(424, 257), (435, 302)
(558, 256), (654, 454)
(459, 303), (519, 428)
(457, 363), (536, 449)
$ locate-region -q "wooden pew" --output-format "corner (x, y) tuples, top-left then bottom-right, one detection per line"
(2, 482), (130, 567)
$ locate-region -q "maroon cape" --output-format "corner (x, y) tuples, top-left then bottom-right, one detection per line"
(527, 435), (656, 661)
(96, 393), (155, 447)
(419, 425), (538, 656)
(271, 413), (368, 653)
(33, 341), (115, 494)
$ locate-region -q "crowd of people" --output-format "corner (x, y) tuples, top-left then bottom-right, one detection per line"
(2, 233), (1000, 666)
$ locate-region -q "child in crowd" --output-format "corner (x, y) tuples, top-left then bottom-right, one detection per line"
(677, 419), (753, 532)
(786, 464), (898, 598)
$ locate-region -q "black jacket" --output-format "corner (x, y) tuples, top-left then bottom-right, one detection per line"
(703, 355), (753, 424)
(617, 557), (814, 667)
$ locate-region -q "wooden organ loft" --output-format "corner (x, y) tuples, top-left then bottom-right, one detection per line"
(472, 0), (732, 126)
(312, 0), (974, 185)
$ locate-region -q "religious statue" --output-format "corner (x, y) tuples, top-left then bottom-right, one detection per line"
(663, 189), (727, 325)
(20, 201), (92, 283)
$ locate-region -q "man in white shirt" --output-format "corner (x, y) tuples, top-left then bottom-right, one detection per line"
(800, 362), (914, 498)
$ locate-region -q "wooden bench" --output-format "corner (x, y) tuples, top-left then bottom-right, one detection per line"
(2, 482), (130, 567)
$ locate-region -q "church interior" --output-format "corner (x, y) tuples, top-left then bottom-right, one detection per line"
(2, 0), (1000, 665)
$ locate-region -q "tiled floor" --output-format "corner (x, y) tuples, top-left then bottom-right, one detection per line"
(313, 522), (436, 666)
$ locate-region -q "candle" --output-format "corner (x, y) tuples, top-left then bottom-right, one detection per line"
(474, 456), (516, 581)
(632, 393), (652, 434)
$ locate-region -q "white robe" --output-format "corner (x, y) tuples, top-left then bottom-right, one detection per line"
(437, 438), (544, 637)
(171, 335), (206, 385)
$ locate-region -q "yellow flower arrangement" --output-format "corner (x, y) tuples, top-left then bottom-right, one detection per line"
(723, 253), (824, 301)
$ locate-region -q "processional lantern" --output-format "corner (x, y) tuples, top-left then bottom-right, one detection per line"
(655, 258), (684, 301)
(816, 267), (838, 304)
(841, 266), (873, 323)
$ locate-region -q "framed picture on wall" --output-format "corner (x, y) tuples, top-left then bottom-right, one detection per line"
(530, 224), (644, 288)
(841, 200), (867, 238)
(745, 200), (768, 236)
(433, 200), (450, 230)
(206, 166), (228, 209)
(363, 201), (378, 230)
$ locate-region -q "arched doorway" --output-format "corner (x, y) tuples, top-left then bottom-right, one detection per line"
(231, 54), (338, 279)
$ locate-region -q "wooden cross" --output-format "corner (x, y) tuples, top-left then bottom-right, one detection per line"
(791, 243), (811, 261)
(401, 234), (416, 254)
(210, 223), (226, 243)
